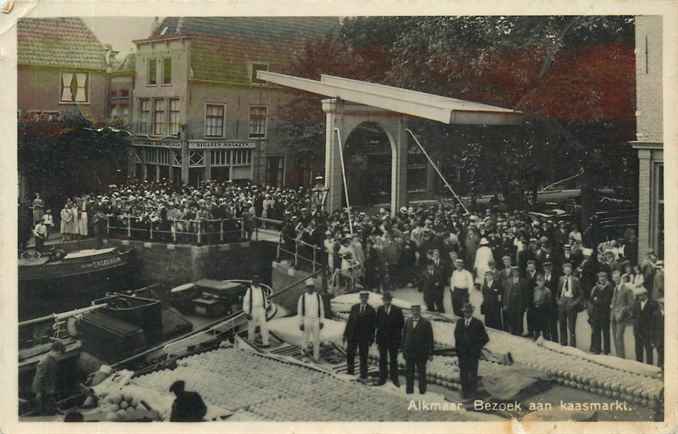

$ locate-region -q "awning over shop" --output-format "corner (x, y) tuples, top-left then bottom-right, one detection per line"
(257, 71), (523, 125)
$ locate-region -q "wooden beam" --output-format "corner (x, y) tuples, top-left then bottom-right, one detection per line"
(321, 74), (517, 114)
(259, 71), (524, 125)
(258, 71), (452, 123)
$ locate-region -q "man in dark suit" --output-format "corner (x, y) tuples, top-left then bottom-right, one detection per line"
(480, 270), (503, 330)
(524, 260), (539, 337)
(557, 262), (582, 347)
(421, 261), (445, 313)
(502, 266), (528, 335)
(375, 292), (405, 386)
(401, 305), (434, 394)
(455, 303), (490, 401)
(343, 291), (377, 381)
(543, 261), (560, 342)
(589, 271), (613, 354)
(632, 287), (662, 365)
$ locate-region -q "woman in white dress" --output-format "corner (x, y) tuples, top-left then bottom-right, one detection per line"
(71, 198), (80, 239)
(60, 201), (73, 241)
(78, 197), (88, 237)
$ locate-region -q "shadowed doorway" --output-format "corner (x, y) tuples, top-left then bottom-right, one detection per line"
(343, 122), (393, 208)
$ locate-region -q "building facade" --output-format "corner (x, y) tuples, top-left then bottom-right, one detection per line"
(17, 17), (113, 203)
(127, 17), (338, 187)
(632, 15), (663, 260)
(109, 53), (135, 126)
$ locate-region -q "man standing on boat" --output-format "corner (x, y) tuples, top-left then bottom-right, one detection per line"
(32, 220), (48, 253)
(32, 341), (65, 415)
(242, 274), (270, 348)
(297, 278), (325, 361)
(343, 291), (376, 382)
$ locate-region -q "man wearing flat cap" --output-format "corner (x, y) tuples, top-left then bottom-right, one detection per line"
(557, 262), (582, 347)
(401, 305), (434, 394)
(297, 278), (325, 361)
(375, 292), (404, 386)
(588, 271), (613, 354)
(343, 291), (377, 381)
(455, 303), (489, 401)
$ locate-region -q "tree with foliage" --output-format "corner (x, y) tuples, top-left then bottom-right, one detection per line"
(278, 16), (637, 218)
(18, 108), (129, 208)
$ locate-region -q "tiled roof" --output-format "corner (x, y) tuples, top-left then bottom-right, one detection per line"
(18, 17), (108, 70)
(149, 17), (339, 83)
(117, 52), (136, 73)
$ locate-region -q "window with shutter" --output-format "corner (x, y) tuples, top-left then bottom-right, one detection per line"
(60, 72), (89, 103)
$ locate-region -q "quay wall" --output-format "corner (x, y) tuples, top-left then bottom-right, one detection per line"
(104, 239), (277, 286)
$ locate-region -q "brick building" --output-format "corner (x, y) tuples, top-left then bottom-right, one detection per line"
(110, 53), (135, 126)
(127, 17), (338, 186)
(17, 17), (114, 203)
(632, 15), (663, 260)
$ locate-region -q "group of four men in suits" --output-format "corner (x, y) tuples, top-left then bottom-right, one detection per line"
(344, 291), (489, 399)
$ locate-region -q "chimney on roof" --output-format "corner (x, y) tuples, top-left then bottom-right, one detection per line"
(103, 44), (119, 73)
(151, 17), (160, 35)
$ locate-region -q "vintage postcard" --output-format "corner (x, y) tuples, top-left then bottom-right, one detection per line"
(1, 0), (675, 433)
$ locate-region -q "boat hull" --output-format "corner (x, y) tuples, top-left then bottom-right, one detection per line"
(19, 248), (132, 282)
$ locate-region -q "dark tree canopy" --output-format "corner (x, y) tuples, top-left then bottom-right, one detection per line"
(277, 16), (637, 213)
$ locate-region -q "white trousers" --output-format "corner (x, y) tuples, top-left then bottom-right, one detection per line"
(247, 308), (269, 346)
(302, 317), (321, 360)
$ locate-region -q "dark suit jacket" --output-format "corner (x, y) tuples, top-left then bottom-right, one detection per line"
(343, 303), (377, 343)
(632, 299), (662, 343)
(481, 279), (503, 314)
(557, 275), (582, 312)
(502, 277), (529, 313)
(588, 282), (613, 320)
(375, 304), (405, 348)
(421, 270), (445, 303)
(454, 317), (490, 359)
(170, 391), (207, 422)
(401, 317), (434, 359)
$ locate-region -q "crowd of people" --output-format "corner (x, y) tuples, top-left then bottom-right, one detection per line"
(26, 179), (664, 370)
(280, 197), (664, 368)
(24, 179), (325, 248)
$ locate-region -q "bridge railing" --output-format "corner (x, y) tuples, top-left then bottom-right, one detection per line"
(105, 215), (246, 245)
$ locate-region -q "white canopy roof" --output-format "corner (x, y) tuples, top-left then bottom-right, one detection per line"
(258, 71), (523, 125)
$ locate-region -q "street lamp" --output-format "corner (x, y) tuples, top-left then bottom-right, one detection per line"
(311, 175), (329, 213)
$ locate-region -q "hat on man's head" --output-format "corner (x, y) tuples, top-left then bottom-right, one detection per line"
(544, 261), (552, 267)
(461, 303), (474, 313)
(410, 304), (421, 310)
(359, 291), (370, 298)
(169, 380), (186, 394)
(305, 278), (315, 287)
(480, 237), (489, 246)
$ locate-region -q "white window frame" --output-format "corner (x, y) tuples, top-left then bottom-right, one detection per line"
(147, 58), (158, 86)
(248, 105), (268, 139)
(204, 103), (226, 138)
(162, 57), (173, 85)
(59, 71), (90, 104)
(152, 98), (166, 136)
(168, 98), (180, 136)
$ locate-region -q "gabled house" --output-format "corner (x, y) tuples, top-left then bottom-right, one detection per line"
(128, 16), (338, 186)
